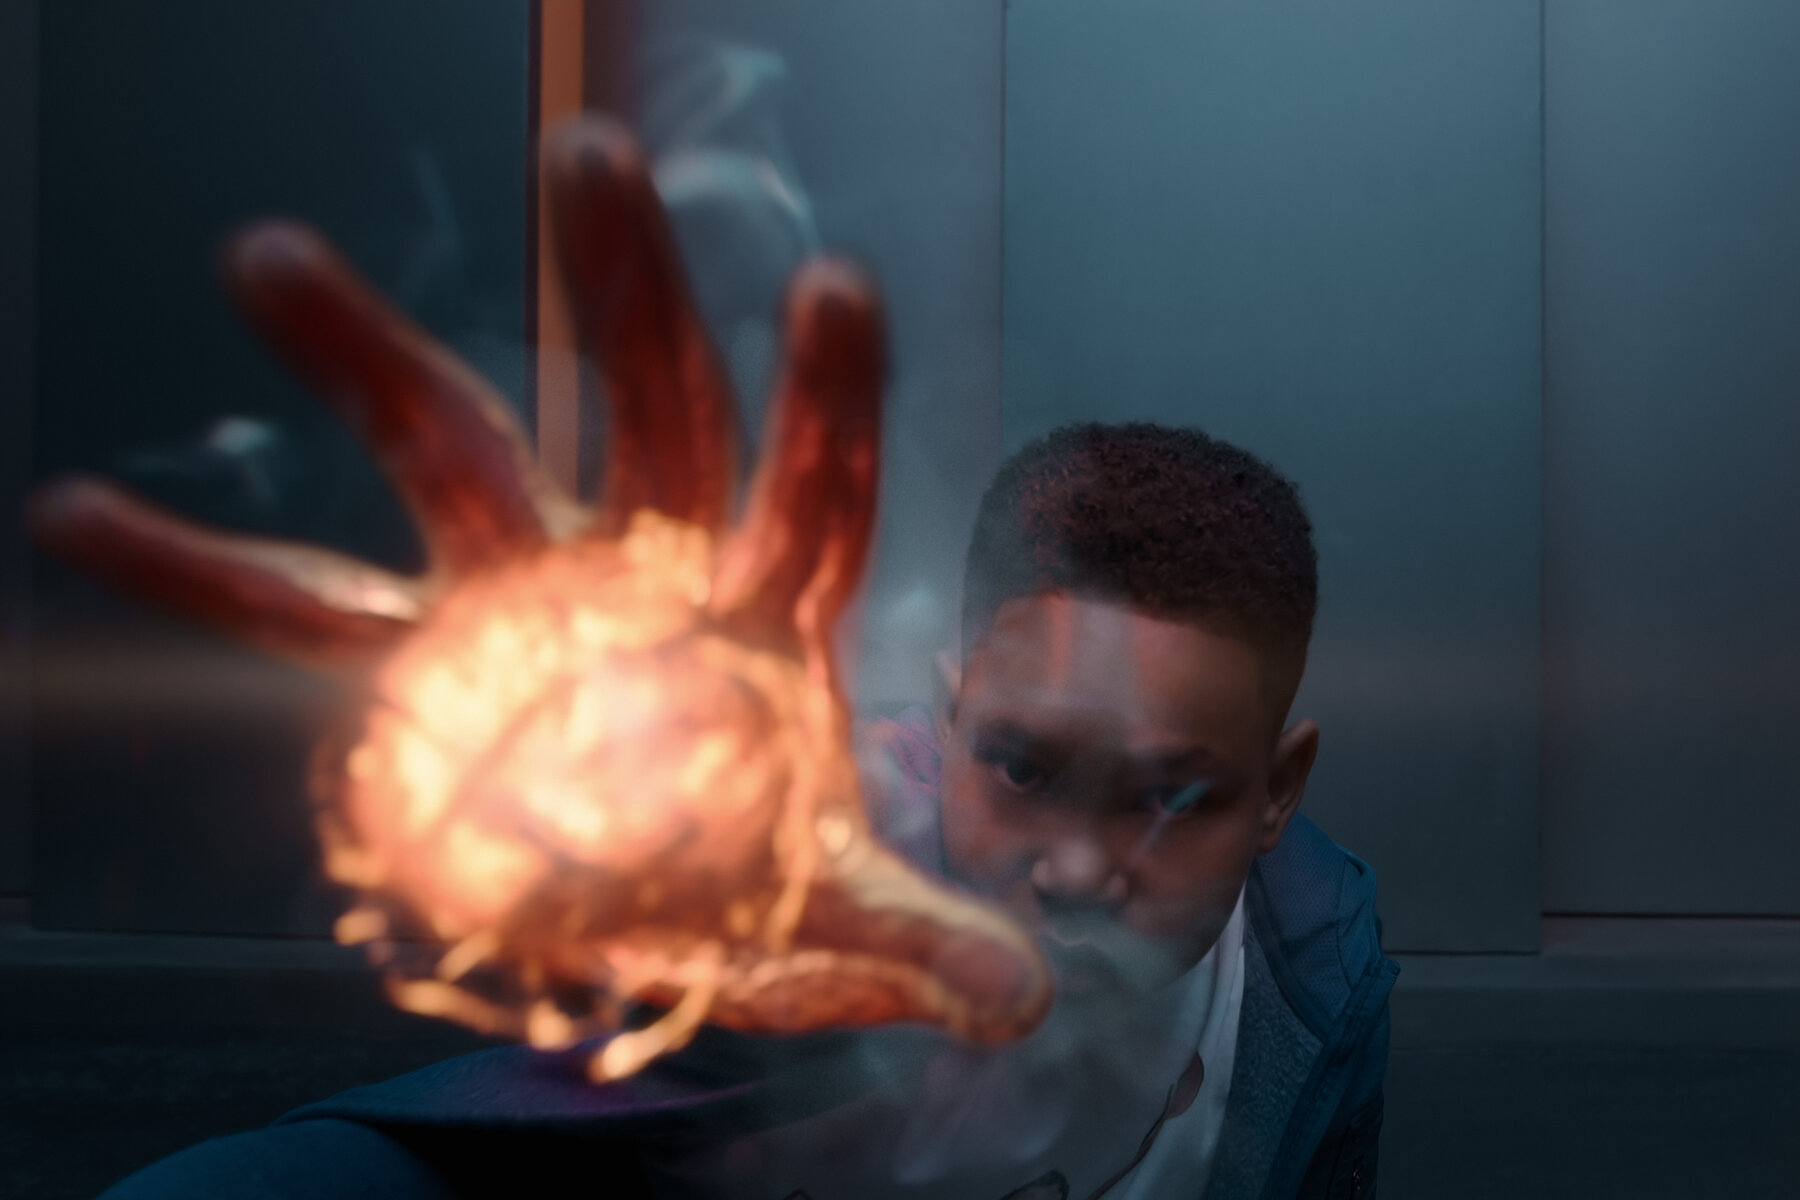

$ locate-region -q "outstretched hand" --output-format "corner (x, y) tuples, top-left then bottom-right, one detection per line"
(28, 117), (1048, 1081)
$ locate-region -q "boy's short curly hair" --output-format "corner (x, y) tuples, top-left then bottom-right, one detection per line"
(960, 422), (1318, 664)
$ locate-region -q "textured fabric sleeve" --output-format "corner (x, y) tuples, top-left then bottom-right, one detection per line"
(99, 1118), (657, 1200)
(97, 1118), (456, 1200)
(1293, 1088), (1385, 1200)
(1291, 1001), (1390, 1200)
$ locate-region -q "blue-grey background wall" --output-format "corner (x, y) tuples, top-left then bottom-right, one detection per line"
(1004, 0), (1545, 951)
(0, 0), (38, 896)
(29, 0), (531, 935)
(636, 0), (1007, 710)
(1543, 1), (1800, 916)
(13, 1), (1800, 948)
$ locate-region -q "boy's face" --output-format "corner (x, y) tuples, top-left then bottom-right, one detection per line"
(938, 593), (1318, 999)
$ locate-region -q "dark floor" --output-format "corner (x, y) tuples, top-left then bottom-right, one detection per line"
(5, 918), (1800, 1198)
(8, 1034), (1799, 1199)
(1, 1028), (485, 1200)
(1384, 1046), (1800, 1198)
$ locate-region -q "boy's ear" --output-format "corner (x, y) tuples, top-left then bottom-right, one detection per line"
(1259, 718), (1319, 854)
(932, 650), (962, 740)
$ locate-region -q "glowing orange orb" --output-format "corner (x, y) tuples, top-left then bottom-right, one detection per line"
(28, 117), (1051, 1082)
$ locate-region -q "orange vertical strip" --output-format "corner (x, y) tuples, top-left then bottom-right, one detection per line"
(535, 0), (586, 494)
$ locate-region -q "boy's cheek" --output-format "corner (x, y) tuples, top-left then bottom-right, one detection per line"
(938, 795), (1010, 890)
(1135, 825), (1259, 917)
(1126, 880), (1241, 949)
(937, 779), (1035, 898)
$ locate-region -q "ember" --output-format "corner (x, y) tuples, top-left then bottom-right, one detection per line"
(28, 117), (1050, 1081)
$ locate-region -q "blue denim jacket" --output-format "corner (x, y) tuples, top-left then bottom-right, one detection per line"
(103, 717), (1397, 1200)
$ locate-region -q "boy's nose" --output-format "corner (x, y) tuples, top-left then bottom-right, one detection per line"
(1030, 833), (1128, 905)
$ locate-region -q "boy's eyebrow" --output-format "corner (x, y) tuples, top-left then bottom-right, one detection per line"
(1130, 747), (1222, 773)
(974, 716), (1225, 775)
(970, 717), (1058, 751)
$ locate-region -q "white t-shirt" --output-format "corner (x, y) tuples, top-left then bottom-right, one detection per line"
(1112, 888), (1246, 1200)
(645, 891), (1247, 1200)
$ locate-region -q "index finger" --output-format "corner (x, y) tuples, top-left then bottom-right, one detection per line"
(226, 222), (574, 576)
(544, 117), (739, 535)
(711, 259), (887, 670)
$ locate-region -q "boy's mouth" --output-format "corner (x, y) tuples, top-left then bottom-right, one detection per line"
(1037, 914), (1187, 999)
(1043, 945), (1118, 996)
(1040, 930), (1139, 996)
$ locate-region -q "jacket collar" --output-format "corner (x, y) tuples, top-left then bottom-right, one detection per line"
(1205, 916), (1322, 1199)
(1205, 862), (1399, 1199)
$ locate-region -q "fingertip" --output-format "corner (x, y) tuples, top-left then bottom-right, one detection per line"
(224, 218), (326, 273)
(784, 257), (888, 384)
(543, 113), (648, 197)
(220, 218), (336, 307)
(543, 117), (661, 299)
(25, 474), (110, 542)
(23, 476), (148, 572)
(787, 257), (881, 317)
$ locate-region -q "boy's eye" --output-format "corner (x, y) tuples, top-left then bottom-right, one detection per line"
(986, 752), (1048, 792)
(1142, 780), (1212, 818)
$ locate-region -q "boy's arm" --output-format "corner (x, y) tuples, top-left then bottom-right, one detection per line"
(99, 1118), (656, 1200)
(97, 1119), (456, 1200)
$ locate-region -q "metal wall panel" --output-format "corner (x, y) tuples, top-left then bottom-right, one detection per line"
(1004, 0), (1544, 950)
(31, 1), (531, 933)
(0, 0), (38, 895)
(1543, 2), (1800, 915)
(638, 0), (1007, 710)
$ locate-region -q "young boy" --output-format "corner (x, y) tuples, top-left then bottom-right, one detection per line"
(634, 421), (1397, 1200)
(101, 422), (1395, 1200)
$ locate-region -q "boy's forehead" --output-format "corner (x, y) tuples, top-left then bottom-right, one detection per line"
(960, 593), (1272, 749)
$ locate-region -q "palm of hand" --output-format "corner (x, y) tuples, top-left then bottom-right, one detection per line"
(30, 118), (1048, 1081)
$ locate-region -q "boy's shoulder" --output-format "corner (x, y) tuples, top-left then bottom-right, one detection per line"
(1245, 811), (1389, 1035)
